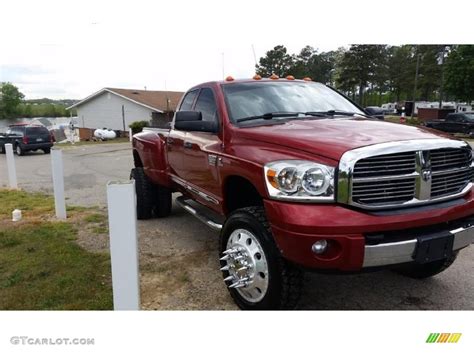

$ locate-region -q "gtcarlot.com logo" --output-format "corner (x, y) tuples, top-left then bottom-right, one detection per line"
(426, 333), (462, 343)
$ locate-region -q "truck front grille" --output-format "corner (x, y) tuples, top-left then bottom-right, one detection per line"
(350, 147), (473, 209)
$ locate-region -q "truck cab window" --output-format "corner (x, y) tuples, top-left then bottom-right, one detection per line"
(180, 89), (198, 111)
(194, 88), (218, 123)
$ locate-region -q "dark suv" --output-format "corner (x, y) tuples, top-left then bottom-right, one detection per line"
(0, 124), (54, 155)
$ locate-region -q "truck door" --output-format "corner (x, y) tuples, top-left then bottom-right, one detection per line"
(167, 89), (199, 178)
(176, 87), (222, 207)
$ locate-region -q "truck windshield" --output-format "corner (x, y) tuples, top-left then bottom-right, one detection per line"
(222, 81), (364, 124)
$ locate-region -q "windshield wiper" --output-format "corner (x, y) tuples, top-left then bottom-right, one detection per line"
(236, 112), (302, 123)
(304, 110), (369, 118)
(236, 110), (368, 123)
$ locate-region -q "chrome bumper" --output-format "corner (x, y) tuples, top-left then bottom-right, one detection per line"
(363, 224), (474, 267)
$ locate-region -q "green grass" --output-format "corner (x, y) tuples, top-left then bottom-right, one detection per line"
(84, 213), (107, 224)
(0, 190), (113, 310)
(0, 190), (54, 217)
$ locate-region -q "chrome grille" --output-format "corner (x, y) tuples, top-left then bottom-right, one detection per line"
(347, 144), (473, 209)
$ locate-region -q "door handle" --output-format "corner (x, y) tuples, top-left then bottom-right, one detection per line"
(166, 137), (174, 145)
(183, 141), (193, 149)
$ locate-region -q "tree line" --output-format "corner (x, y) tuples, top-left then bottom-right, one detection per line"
(256, 45), (474, 107)
(0, 82), (76, 120)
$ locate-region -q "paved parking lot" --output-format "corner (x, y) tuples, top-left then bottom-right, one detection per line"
(1, 143), (473, 310)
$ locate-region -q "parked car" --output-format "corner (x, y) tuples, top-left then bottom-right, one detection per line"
(426, 112), (474, 136)
(0, 124), (54, 155)
(365, 106), (385, 120)
(131, 77), (474, 310)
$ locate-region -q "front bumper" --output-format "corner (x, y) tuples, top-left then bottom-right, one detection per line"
(264, 190), (474, 271)
(363, 223), (474, 267)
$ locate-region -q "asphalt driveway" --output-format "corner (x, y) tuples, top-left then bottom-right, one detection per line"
(1, 142), (473, 310)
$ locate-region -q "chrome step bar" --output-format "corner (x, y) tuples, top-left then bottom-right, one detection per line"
(175, 196), (223, 231)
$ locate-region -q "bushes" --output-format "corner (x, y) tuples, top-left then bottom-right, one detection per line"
(129, 120), (149, 134)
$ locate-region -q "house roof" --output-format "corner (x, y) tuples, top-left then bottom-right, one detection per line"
(67, 87), (184, 112)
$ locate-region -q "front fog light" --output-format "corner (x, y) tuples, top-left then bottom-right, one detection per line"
(312, 240), (328, 254)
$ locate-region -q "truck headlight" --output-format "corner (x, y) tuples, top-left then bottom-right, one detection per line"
(264, 160), (335, 202)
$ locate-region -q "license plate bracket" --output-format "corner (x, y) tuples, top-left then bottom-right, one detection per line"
(414, 231), (454, 264)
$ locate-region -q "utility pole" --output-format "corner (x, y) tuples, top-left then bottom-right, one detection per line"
(122, 105), (126, 132)
(411, 51), (421, 119)
(439, 45), (447, 109)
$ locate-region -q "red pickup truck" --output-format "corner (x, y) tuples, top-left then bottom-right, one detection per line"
(131, 77), (474, 310)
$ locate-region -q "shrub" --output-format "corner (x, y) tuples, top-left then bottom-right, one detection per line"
(129, 120), (149, 134)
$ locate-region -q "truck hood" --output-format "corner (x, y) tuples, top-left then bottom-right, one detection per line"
(235, 118), (451, 161)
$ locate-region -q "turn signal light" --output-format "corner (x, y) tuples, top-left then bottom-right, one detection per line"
(266, 169), (278, 189)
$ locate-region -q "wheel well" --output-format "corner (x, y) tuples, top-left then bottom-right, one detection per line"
(224, 176), (263, 214)
(133, 150), (143, 167)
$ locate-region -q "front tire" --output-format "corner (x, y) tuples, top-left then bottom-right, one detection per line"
(392, 252), (458, 279)
(219, 206), (303, 310)
(43, 148), (51, 154)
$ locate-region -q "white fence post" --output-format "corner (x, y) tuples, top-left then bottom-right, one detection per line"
(106, 181), (140, 310)
(51, 149), (67, 220)
(5, 144), (18, 189)
(129, 128), (133, 142)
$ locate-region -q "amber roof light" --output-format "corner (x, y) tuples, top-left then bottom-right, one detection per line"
(303, 77), (312, 81)
(270, 74), (279, 80)
(225, 76), (234, 81)
(286, 75), (295, 80)
(253, 74), (262, 80)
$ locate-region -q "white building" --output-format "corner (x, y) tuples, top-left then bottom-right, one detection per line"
(67, 88), (184, 131)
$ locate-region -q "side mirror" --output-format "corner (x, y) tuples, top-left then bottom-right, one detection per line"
(175, 120), (218, 133)
(174, 111), (218, 133)
(175, 111), (202, 122)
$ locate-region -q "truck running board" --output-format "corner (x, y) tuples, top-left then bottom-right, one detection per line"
(175, 196), (223, 231)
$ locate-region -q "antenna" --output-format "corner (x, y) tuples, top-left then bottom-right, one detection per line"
(251, 44), (257, 66)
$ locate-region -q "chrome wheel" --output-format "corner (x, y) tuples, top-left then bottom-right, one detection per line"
(221, 228), (269, 303)
(16, 145), (21, 155)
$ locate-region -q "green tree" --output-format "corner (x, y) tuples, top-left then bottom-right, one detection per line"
(387, 45), (416, 102)
(336, 45), (387, 104)
(445, 45), (474, 102)
(0, 82), (25, 119)
(255, 45), (295, 77)
(290, 45), (316, 78)
(416, 45), (444, 101)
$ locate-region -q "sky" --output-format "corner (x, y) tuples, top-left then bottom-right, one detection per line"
(1, 0), (472, 100)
